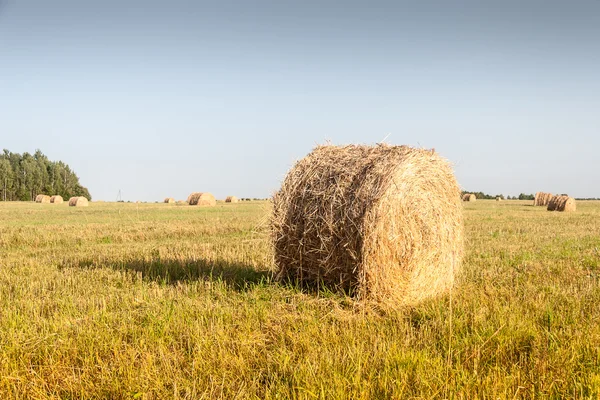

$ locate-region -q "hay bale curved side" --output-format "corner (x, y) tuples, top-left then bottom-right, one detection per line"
(547, 195), (576, 212)
(68, 196), (89, 207)
(164, 197), (175, 204)
(272, 144), (464, 306)
(36, 195), (51, 203)
(534, 192), (553, 206)
(50, 195), (64, 204)
(462, 193), (476, 202)
(188, 192), (216, 206)
(225, 196), (239, 203)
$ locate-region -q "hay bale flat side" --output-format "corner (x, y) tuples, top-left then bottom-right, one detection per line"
(188, 192), (216, 207)
(50, 195), (64, 204)
(68, 196), (89, 207)
(164, 197), (175, 204)
(272, 144), (464, 306)
(225, 196), (239, 203)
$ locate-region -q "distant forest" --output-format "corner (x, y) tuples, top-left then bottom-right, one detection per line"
(0, 149), (91, 201)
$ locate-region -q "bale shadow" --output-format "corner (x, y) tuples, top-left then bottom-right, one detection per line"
(60, 255), (272, 291)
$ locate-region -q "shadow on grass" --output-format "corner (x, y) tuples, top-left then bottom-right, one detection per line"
(60, 256), (272, 291)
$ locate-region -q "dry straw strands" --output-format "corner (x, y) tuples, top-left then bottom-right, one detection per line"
(534, 192), (553, 207)
(547, 195), (576, 212)
(164, 198), (175, 204)
(272, 144), (464, 307)
(462, 193), (476, 202)
(68, 197), (89, 207)
(187, 192), (216, 206)
(50, 195), (63, 204)
(225, 196), (239, 203)
(35, 195), (51, 203)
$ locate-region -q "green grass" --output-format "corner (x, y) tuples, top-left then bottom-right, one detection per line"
(1, 200), (599, 399)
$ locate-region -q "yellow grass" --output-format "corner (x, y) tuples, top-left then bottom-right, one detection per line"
(0, 200), (599, 398)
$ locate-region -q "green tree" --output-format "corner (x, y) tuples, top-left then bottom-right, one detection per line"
(0, 149), (91, 201)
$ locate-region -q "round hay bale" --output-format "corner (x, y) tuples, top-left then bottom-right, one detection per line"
(272, 144), (464, 306)
(68, 196), (89, 207)
(225, 196), (239, 203)
(35, 195), (51, 203)
(187, 192), (216, 206)
(164, 197), (175, 204)
(496, 197), (502, 202)
(534, 192), (553, 207)
(547, 195), (576, 212)
(50, 195), (63, 204)
(462, 193), (476, 202)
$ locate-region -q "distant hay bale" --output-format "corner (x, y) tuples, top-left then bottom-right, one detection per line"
(50, 195), (63, 204)
(35, 195), (51, 203)
(225, 196), (239, 203)
(496, 197), (502, 201)
(68, 196), (89, 207)
(547, 195), (576, 212)
(534, 192), (553, 207)
(462, 193), (476, 202)
(187, 192), (216, 206)
(272, 144), (464, 306)
(164, 197), (175, 204)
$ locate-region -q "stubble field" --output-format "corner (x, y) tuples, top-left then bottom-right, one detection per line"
(0, 200), (599, 399)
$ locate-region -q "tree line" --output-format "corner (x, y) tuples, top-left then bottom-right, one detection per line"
(462, 191), (535, 200)
(0, 149), (91, 201)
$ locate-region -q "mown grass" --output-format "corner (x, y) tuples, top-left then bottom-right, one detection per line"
(0, 200), (599, 399)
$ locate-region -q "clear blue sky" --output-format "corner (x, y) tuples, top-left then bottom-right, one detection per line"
(1, 0), (598, 200)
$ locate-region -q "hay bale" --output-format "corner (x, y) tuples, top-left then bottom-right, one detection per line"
(68, 196), (89, 207)
(547, 195), (576, 212)
(225, 196), (239, 203)
(462, 193), (476, 202)
(50, 195), (63, 204)
(35, 195), (51, 203)
(164, 197), (175, 204)
(272, 144), (464, 306)
(496, 197), (502, 201)
(187, 192), (216, 206)
(534, 192), (553, 207)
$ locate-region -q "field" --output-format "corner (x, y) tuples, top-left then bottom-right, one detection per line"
(1, 200), (599, 399)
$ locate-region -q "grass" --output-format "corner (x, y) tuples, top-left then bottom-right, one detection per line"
(0, 200), (599, 399)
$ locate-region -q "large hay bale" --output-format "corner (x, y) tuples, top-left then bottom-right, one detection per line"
(68, 196), (89, 207)
(272, 144), (464, 306)
(496, 197), (502, 202)
(462, 193), (476, 202)
(187, 192), (216, 206)
(547, 195), (576, 212)
(35, 195), (51, 203)
(50, 195), (63, 204)
(225, 196), (239, 203)
(534, 192), (553, 207)
(164, 197), (175, 204)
